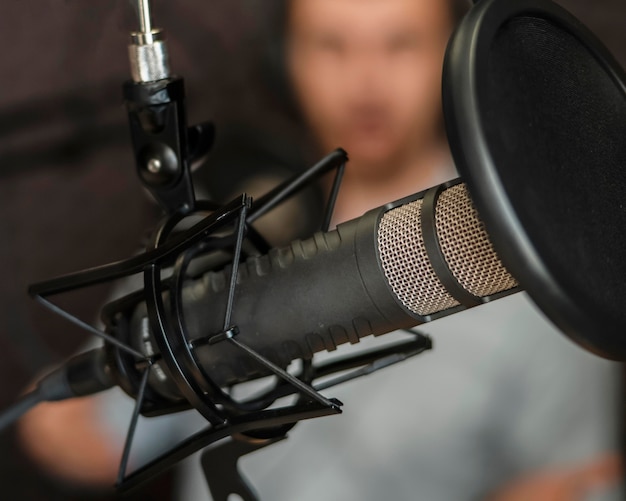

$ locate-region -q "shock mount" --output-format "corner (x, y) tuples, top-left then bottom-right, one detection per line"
(26, 1), (433, 499)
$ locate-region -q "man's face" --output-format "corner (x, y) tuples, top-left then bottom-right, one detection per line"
(287, 0), (454, 177)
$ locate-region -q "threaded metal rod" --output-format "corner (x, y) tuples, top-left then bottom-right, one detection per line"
(135, 0), (154, 44)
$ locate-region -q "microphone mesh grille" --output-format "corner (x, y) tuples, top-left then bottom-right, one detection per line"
(378, 196), (460, 316)
(436, 184), (518, 297)
(378, 183), (517, 316)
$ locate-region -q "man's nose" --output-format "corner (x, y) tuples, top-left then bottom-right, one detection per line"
(341, 46), (389, 102)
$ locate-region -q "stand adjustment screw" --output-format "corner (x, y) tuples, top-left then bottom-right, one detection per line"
(146, 158), (162, 174)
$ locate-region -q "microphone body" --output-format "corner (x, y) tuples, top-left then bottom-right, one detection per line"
(120, 180), (519, 398)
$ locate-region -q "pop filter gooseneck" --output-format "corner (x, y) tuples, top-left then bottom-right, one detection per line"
(443, 0), (626, 359)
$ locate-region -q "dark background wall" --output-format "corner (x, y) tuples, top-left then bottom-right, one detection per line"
(0, 1), (624, 499)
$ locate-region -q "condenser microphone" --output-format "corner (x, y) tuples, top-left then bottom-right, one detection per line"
(120, 179), (518, 393)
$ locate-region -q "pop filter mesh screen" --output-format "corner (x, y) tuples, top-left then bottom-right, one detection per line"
(479, 15), (626, 328)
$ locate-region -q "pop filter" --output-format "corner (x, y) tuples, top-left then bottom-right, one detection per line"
(443, 0), (626, 359)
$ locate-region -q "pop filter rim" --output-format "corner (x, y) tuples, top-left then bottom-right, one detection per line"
(442, 0), (626, 359)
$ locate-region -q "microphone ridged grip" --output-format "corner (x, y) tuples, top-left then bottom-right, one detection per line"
(136, 181), (518, 391)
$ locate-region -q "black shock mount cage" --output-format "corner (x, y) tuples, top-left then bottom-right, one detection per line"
(26, 62), (432, 501)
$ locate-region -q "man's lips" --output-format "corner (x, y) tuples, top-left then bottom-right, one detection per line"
(341, 118), (391, 137)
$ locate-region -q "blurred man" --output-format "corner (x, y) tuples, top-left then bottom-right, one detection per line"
(285, 0), (459, 221)
(18, 0), (621, 500)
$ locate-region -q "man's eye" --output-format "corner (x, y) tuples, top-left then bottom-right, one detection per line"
(315, 36), (343, 53)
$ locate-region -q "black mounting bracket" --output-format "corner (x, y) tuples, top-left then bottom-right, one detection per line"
(124, 77), (215, 215)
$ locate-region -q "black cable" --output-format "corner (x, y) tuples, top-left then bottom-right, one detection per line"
(0, 348), (115, 432)
(0, 390), (43, 431)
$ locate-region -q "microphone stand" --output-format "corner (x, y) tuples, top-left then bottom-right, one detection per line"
(0, 1), (433, 499)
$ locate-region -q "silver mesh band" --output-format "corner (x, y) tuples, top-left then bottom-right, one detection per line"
(436, 184), (518, 297)
(378, 198), (459, 316)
